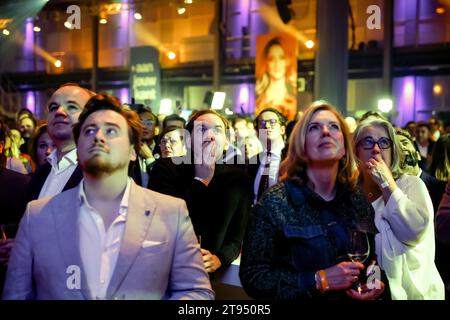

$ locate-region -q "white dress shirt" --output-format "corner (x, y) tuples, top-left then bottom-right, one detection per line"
(39, 148), (78, 199)
(373, 175), (444, 299)
(79, 178), (131, 300)
(253, 141), (284, 203)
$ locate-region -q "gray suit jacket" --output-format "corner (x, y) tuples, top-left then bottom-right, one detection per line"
(2, 180), (214, 300)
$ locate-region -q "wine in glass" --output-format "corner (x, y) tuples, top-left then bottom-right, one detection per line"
(347, 230), (370, 293)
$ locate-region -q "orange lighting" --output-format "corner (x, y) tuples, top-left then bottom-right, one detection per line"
(436, 7), (445, 14)
(54, 60), (62, 68)
(177, 7), (186, 15)
(167, 51), (176, 60)
(99, 18), (108, 24)
(305, 40), (315, 49)
(433, 84), (442, 95)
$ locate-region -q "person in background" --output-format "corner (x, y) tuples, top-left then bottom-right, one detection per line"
(128, 107), (158, 188)
(29, 124), (56, 168)
(247, 107), (287, 203)
(428, 133), (450, 182)
(3, 128), (29, 174)
(243, 135), (263, 161)
(149, 109), (252, 275)
(395, 128), (446, 214)
(404, 121), (417, 141)
(3, 94), (214, 300)
(0, 123), (30, 293)
(25, 83), (94, 201)
(414, 122), (434, 171)
(18, 114), (37, 155)
(162, 114), (186, 130)
(429, 116), (442, 142)
(354, 117), (444, 299)
(240, 101), (385, 300)
(158, 126), (187, 158)
(436, 180), (450, 298)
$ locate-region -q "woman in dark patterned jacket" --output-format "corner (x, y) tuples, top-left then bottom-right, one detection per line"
(239, 101), (386, 300)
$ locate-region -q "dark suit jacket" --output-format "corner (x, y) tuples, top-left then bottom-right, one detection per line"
(25, 162), (83, 203)
(0, 167), (30, 293)
(0, 167), (30, 224)
(148, 157), (253, 270)
(419, 170), (446, 214)
(435, 180), (450, 291)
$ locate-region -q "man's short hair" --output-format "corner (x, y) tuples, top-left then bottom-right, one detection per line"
(55, 82), (96, 97)
(163, 114), (186, 129)
(253, 107), (287, 129)
(416, 121), (431, 130)
(137, 107), (159, 126)
(396, 128), (414, 142)
(186, 109), (230, 133)
(73, 94), (143, 152)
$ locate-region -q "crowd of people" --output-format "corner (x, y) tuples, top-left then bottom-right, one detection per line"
(0, 83), (449, 300)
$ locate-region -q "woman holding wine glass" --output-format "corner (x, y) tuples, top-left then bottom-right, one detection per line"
(353, 117), (444, 300)
(240, 102), (385, 300)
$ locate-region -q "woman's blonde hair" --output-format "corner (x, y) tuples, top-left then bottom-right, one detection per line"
(279, 101), (359, 189)
(353, 117), (404, 180)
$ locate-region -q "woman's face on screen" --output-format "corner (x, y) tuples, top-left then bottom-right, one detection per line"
(267, 44), (287, 81)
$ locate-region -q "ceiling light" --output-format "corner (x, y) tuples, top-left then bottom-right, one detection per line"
(177, 7), (186, 15)
(167, 51), (176, 60)
(134, 12), (142, 20)
(33, 26), (41, 32)
(2, 29), (10, 36)
(305, 40), (315, 49)
(54, 60), (62, 68)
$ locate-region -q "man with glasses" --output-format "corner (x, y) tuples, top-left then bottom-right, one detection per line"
(128, 108), (159, 188)
(26, 83), (95, 201)
(248, 107), (287, 203)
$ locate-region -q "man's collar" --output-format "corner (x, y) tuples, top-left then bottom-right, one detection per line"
(79, 177), (132, 217)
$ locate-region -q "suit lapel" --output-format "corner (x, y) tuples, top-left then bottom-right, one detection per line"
(28, 162), (51, 201)
(52, 186), (91, 300)
(62, 165), (83, 192)
(106, 181), (155, 299)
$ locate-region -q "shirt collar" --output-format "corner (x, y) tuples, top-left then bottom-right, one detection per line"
(78, 177), (132, 218)
(47, 148), (78, 170)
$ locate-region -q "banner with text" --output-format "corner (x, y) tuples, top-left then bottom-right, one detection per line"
(130, 46), (161, 110)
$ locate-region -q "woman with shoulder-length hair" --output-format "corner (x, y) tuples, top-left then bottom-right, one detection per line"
(353, 117), (444, 300)
(239, 101), (385, 300)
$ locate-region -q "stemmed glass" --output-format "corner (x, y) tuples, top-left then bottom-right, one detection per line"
(347, 230), (370, 293)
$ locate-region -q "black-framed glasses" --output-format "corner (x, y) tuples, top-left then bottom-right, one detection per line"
(259, 119), (279, 128)
(358, 137), (392, 150)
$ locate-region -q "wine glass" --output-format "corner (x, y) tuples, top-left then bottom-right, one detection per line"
(347, 230), (370, 293)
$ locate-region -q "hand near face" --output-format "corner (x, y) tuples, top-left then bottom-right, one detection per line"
(200, 248), (222, 273)
(365, 157), (395, 190)
(139, 142), (154, 160)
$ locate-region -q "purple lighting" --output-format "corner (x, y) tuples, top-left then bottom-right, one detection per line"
(26, 91), (36, 113)
(119, 88), (130, 104)
(24, 17), (34, 72)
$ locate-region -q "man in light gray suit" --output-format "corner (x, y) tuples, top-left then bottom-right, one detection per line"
(3, 94), (214, 300)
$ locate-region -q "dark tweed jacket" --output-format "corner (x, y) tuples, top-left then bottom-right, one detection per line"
(239, 180), (377, 300)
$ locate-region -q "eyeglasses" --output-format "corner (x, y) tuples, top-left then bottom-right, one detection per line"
(160, 138), (180, 146)
(258, 119), (280, 128)
(358, 137), (392, 150)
